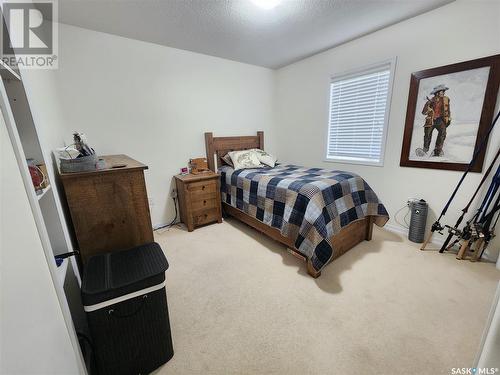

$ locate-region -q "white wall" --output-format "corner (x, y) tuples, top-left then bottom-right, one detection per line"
(476, 282), (500, 369)
(0, 111), (80, 374)
(274, 0), (500, 259)
(20, 68), (68, 160)
(23, 23), (276, 228)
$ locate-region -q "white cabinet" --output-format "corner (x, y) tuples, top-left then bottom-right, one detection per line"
(475, 283), (500, 369)
(0, 68), (86, 373)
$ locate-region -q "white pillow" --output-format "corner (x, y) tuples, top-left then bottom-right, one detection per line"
(228, 150), (263, 170)
(252, 149), (277, 168)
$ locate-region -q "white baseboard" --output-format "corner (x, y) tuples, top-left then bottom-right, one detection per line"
(383, 223), (407, 236)
(383, 222), (446, 247)
(383, 222), (499, 263)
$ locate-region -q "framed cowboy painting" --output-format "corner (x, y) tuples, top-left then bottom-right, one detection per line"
(400, 54), (500, 172)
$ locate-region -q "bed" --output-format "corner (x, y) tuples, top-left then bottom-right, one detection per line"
(205, 131), (389, 278)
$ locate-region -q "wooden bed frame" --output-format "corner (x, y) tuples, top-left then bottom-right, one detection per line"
(205, 131), (374, 278)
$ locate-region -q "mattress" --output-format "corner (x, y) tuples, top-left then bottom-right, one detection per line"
(219, 164), (389, 272)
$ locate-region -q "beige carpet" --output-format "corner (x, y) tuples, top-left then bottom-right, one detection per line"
(152, 218), (499, 375)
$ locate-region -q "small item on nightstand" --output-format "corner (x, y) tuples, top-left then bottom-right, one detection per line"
(180, 167), (189, 175)
(189, 157), (209, 174)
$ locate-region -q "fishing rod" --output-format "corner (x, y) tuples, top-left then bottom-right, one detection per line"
(438, 157), (500, 253)
(475, 193), (500, 260)
(463, 183), (500, 261)
(444, 172), (500, 259)
(420, 110), (500, 251)
(493, 209), (500, 230)
(480, 191), (500, 228)
(473, 164), (500, 223)
(477, 167), (500, 224)
(478, 207), (500, 260)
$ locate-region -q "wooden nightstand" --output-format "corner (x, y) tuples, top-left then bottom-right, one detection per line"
(174, 172), (222, 232)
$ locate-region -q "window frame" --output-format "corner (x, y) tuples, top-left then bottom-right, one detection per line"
(324, 58), (397, 167)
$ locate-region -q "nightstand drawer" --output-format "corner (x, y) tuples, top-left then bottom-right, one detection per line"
(192, 208), (219, 226)
(187, 180), (216, 195)
(191, 197), (218, 211)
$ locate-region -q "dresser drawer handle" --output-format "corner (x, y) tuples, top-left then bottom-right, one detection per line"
(203, 200), (207, 205)
(204, 214), (208, 218)
(202, 185), (206, 190)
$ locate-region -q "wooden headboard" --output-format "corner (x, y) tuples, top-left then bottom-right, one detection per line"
(204, 131), (264, 171)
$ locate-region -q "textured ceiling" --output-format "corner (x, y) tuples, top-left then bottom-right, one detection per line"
(57, 0), (454, 69)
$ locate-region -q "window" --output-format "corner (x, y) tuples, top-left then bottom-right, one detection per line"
(326, 60), (394, 166)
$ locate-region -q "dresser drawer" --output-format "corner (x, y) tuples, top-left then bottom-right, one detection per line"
(192, 208), (219, 226)
(191, 197), (218, 211)
(187, 180), (217, 195)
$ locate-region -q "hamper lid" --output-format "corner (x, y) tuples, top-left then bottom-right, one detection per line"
(81, 242), (168, 306)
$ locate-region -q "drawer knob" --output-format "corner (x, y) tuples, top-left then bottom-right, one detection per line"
(204, 214), (208, 218)
(203, 200), (207, 205)
(202, 185), (206, 190)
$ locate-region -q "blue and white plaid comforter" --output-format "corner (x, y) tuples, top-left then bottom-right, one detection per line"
(219, 165), (389, 272)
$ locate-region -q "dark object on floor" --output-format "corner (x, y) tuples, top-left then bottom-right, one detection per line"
(408, 199), (428, 243)
(82, 242), (174, 375)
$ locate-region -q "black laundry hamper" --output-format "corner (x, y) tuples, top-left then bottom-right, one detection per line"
(82, 242), (174, 375)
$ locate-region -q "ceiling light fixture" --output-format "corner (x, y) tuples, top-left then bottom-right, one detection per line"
(250, 0), (282, 10)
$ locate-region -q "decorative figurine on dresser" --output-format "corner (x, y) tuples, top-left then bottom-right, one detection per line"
(174, 170), (222, 232)
(59, 154), (154, 264)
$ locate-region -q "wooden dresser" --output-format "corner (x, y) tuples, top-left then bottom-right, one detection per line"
(174, 172), (222, 232)
(60, 155), (153, 264)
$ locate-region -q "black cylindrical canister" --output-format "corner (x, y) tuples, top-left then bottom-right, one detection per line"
(408, 199), (428, 243)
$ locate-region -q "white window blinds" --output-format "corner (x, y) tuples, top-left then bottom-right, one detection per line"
(327, 63), (392, 165)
